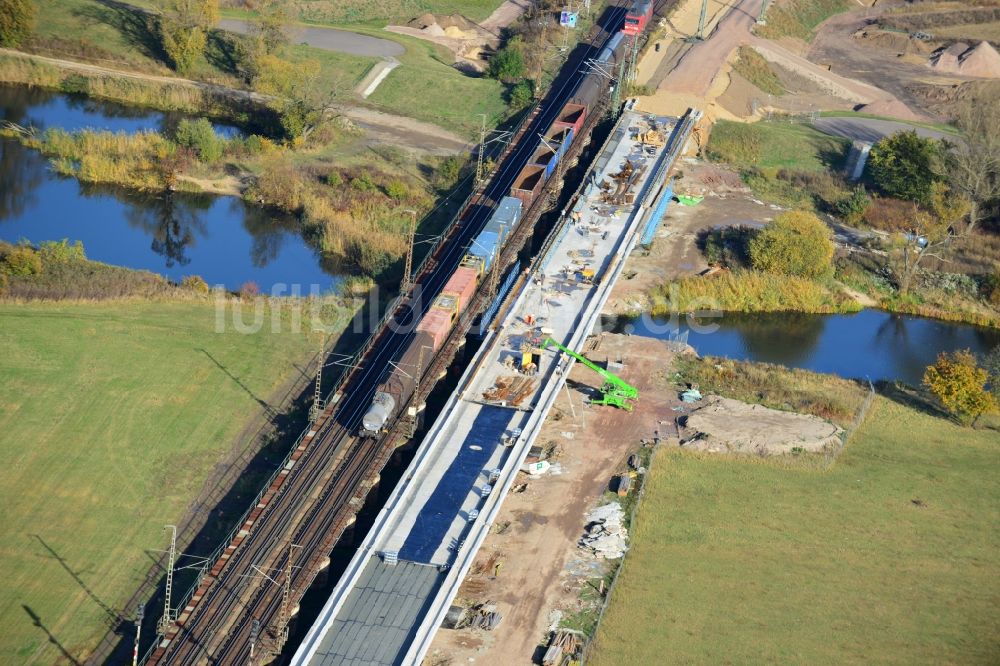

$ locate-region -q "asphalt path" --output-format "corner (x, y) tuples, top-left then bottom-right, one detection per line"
(218, 19), (405, 58)
(813, 116), (953, 143)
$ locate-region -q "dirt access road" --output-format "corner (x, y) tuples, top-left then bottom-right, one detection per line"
(426, 334), (687, 665)
(0, 49), (469, 154)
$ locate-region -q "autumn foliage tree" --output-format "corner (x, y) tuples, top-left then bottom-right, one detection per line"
(159, 0), (219, 74)
(923, 350), (997, 425)
(748, 210), (834, 279)
(0, 0), (35, 47)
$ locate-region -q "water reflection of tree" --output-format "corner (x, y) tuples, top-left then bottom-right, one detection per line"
(0, 86), (49, 221)
(731, 312), (827, 366)
(238, 199), (294, 268)
(115, 189), (212, 268)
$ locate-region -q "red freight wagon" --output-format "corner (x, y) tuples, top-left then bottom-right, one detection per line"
(510, 164), (546, 209)
(440, 265), (479, 315)
(416, 308), (453, 351)
(554, 102), (586, 135)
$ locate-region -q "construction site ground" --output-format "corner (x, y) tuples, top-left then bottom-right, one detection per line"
(604, 159), (779, 314)
(424, 334), (685, 666)
(634, 0), (1000, 126)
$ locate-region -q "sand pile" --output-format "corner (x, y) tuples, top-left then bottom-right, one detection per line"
(930, 41), (1000, 78)
(959, 41), (1000, 78)
(854, 98), (926, 122)
(407, 13), (482, 39)
(681, 396), (843, 455)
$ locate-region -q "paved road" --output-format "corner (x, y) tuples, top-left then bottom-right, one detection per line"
(813, 117), (953, 143)
(218, 19), (405, 58)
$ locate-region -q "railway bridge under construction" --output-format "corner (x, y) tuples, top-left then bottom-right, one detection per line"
(135, 2), (690, 664)
(292, 105), (696, 666)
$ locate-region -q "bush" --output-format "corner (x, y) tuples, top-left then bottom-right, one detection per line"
(38, 239), (86, 263)
(325, 171), (343, 188)
(862, 196), (919, 232)
(174, 118), (223, 163)
(435, 155), (464, 189)
(384, 179), (408, 201)
(240, 281), (259, 299)
(699, 226), (755, 268)
(509, 79), (535, 108)
(488, 37), (526, 83)
(835, 185), (871, 225)
(749, 210), (834, 279)
(241, 134), (277, 155)
(181, 274), (210, 294)
(1, 245), (42, 276)
(350, 172), (377, 192)
(985, 265), (1000, 307)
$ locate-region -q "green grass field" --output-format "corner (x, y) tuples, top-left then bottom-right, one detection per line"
(708, 120), (850, 172)
(0, 301), (320, 663)
(360, 27), (507, 137)
(589, 397), (1000, 664)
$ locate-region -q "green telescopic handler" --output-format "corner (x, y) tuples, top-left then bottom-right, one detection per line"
(542, 337), (638, 411)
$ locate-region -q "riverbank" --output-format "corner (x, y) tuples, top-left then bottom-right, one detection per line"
(0, 82), (467, 279)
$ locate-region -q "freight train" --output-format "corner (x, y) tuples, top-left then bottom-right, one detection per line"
(360, 6), (644, 437)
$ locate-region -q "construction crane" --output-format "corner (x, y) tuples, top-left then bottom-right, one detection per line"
(542, 337), (638, 410)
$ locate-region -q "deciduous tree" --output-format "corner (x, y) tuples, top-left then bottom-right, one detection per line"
(748, 210), (834, 279)
(943, 103), (1000, 235)
(0, 0), (36, 47)
(886, 182), (962, 294)
(159, 0), (219, 74)
(923, 349), (997, 425)
(868, 130), (942, 205)
(487, 37), (526, 83)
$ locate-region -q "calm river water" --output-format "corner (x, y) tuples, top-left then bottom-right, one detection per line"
(606, 309), (1000, 385)
(0, 84), (338, 292)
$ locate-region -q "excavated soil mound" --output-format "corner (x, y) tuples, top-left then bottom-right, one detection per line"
(854, 28), (933, 55)
(682, 396), (843, 456)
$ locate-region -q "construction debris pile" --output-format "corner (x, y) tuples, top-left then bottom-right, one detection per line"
(578, 502), (629, 560)
(542, 629), (584, 665)
(482, 375), (536, 406)
(466, 600), (503, 631)
(599, 159), (646, 206)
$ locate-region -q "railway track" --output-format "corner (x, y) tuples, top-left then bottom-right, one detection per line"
(149, 5), (633, 663)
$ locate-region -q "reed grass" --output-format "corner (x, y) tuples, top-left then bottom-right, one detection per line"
(649, 270), (863, 316)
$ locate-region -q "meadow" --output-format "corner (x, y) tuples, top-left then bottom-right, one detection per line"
(589, 396), (1000, 664)
(0, 301), (323, 663)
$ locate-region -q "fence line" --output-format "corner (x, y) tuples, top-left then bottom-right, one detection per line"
(579, 443), (660, 665)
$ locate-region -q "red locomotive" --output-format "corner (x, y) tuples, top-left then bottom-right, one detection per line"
(623, 0), (653, 36)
